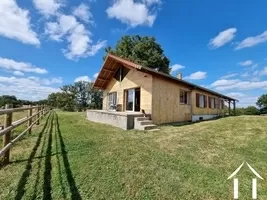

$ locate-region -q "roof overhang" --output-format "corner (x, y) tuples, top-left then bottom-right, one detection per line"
(93, 54), (237, 101)
(93, 54), (142, 89)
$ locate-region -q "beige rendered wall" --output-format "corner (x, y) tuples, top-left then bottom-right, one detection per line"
(102, 69), (153, 113)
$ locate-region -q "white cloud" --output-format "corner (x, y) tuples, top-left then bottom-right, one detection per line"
(13, 71), (24, 76)
(93, 72), (99, 79)
(73, 3), (93, 24)
(42, 77), (63, 85)
(240, 72), (249, 78)
(33, 0), (62, 16)
(0, 0), (40, 46)
(184, 71), (207, 80)
(260, 67), (267, 76)
(142, 0), (161, 5)
(226, 92), (258, 107)
(211, 79), (240, 87)
(74, 76), (91, 82)
(0, 76), (60, 100)
(238, 60), (253, 66)
(236, 31), (267, 50)
(170, 64), (185, 73)
(208, 28), (237, 49)
(211, 79), (267, 91)
(106, 0), (159, 27)
(220, 73), (239, 79)
(0, 57), (48, 74)
(45, 14), (107, 60)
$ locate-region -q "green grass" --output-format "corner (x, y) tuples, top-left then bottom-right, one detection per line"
(1, 111), (267, 199)
(0, 110), (38, 147)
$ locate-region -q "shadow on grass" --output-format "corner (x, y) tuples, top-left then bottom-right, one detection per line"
(42, 112), (54, 200)
(55, 112), (82, 200)
(54, 112), (67, 199)
(10, 152), (61, 164)
(14, 111), (82, 200)
(15, 112), (52, 200)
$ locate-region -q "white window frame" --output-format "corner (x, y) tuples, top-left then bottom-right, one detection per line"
(108, 92), (117, 110)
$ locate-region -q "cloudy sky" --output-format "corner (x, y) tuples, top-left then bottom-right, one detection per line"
(0, 0), (266, 106)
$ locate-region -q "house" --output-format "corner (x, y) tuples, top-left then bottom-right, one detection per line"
(87, 54), (237, 130)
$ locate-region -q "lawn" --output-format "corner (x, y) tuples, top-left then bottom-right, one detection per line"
(1, 111), (267, 199)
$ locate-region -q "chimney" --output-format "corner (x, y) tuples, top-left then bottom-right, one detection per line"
(177, 73), (182, 80)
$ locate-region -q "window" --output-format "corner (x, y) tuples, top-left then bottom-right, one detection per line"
(108, 92), (117, 110)
(196, 93), (206, 108)
(180, 90), (189, 104)
(208, 97), (215, 109)
(215, 98), (219, 109)
(114, 65), (130, 82)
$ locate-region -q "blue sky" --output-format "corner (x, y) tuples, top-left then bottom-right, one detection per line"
(0, 0), (267, 107)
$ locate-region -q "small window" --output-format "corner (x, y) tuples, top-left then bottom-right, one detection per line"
(180, 90), (189, 104)
(108, 92), (117, 110)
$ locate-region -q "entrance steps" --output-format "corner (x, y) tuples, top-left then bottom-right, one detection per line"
(134, 117), (159, 131)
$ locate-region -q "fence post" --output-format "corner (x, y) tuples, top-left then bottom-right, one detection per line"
(3, 104), (12, 164)
(27, 105), (32, 134)
(42, 105), (44, 116)
(36, 105), (40, 125)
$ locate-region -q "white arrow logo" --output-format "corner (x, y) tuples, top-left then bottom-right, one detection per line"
(228, 162), (263, 199)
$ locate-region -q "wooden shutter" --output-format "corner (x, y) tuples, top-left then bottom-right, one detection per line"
(204, 95), (207, 108)
(208, 97), (211, 108)
(196, 93), (199, 107)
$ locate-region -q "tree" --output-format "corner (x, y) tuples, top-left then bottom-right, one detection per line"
(73, 81), (90, 111)
(0, 95), (19, 108)
(105, 35), (170, 74)
(244, 106), (260, 115)
(87, 82), (103, 109)
(256, 94), (267, 113)
(47, 81), (103, 111)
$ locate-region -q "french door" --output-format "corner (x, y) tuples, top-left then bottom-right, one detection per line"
(125, 88), (140, 111)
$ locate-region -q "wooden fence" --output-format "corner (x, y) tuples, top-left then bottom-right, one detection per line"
(0, 104), (50, 165)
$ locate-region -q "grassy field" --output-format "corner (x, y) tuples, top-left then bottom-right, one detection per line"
(0, 109), (39, 147)
(1, 111), (267, 199)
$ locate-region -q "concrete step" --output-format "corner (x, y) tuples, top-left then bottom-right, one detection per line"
(143, 124), (157, 130)
(135, 117), (150, 121)
(140, 120), (153, 125)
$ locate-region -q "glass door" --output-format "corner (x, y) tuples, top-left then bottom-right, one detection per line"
(126, 89), (135, 111)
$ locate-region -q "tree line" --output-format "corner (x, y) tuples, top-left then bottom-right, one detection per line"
(47, 81), (102, 111)
(0, 95), (47, 109)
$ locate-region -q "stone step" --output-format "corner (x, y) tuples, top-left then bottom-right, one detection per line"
(143, 124), (157, 130)
(140, 120), (153, 125)
(135, 117), (150, 121)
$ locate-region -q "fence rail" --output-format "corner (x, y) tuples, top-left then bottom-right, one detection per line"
(0, 104), (50, 165)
